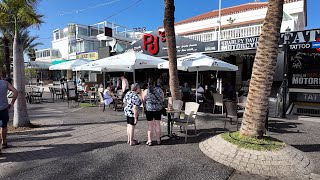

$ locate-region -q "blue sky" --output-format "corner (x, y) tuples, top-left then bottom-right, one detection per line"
(31, 0), (319, 50)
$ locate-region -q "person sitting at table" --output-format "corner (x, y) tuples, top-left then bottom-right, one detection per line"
(181, 82), (191, 102)
(104, 86), (118, 111)
(196, 83), (205, 98)
(142, 78), (164, 146)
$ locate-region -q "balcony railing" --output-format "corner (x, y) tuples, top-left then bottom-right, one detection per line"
(92, 21), (139, 42)
(183, 24), (263, 42)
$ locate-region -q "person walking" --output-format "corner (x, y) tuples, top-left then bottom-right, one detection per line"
(142, 78), (164, 146)
(0, 75), (18, 151)
(123, 83), (141, 146)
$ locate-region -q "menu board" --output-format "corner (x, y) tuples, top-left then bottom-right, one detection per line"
(66, 80), (78, 101)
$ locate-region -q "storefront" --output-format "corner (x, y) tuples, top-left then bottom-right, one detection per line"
(287, 30), (320, 116)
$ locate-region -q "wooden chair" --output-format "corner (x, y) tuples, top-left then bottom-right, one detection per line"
(173, 102), (200, 142)
(212, 93), (224, 114)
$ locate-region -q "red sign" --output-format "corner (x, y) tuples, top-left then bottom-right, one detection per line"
(316, 38), (320, 52)
(143, 31), (166, 55)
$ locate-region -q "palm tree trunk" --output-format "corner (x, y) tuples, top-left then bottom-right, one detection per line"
(13, 31), (30, 127)
(164, 0), (180, 100)
(3, 36), (10, 77)
(240, 0), (284, 138)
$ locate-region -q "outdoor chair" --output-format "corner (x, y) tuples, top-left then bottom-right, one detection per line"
(98, 91), (106, 112)
(212, 93), (224, 114)
(173, 102), (200, 142)
(223, 101), (244, 131)
(172, 100), (184, 119)
(31, 87), (44, 103)
(116, 89), (124, 109)
(54, 88), (64, 100)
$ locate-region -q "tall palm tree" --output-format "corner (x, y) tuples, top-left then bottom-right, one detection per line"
(0, 13), (13, 77)
(20, 30), (42, 53)
(240, 0), (284, 138)
(163, 0), (180, 100)
(0, 0), (43, 127)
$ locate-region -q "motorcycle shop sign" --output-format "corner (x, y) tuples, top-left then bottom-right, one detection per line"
(220, 36), (259, 51)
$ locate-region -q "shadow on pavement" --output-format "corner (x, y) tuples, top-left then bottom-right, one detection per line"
(0, 141), (125, 164)
(292, 144), (320, 152)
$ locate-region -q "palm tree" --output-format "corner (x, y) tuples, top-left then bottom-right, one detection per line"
(163, 0), (180, 100)
(20, 30), (42, 61)
(0, 0), (43, 127)
(0, 13), (13, 77)
(240, 0), (284, 138)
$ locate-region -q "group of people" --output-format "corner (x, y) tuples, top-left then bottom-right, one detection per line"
(0, 75), (18, 153)
(103, 76), (164, 146)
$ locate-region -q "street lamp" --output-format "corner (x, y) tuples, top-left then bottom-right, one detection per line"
(282, 26), (291, 118)
(217, 0), (222, 51)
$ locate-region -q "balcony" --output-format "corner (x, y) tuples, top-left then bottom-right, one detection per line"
(93, 21), (139, 42)
(35, 48), (60, 62)
(183, 24), (263, 42)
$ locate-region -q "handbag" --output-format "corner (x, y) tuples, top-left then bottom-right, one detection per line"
(149, 88), (167, 116)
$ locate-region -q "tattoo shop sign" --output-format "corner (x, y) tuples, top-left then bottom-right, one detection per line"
(294, 93), (320, 103)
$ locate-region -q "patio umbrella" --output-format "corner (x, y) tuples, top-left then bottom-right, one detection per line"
(49, 59), (90, 70)
(89, 51), (167, 82)
(158, 53), (238, 101)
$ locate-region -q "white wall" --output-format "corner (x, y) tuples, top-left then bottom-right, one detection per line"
(174, 0), (305, 35)
(52, 37), (69, 59)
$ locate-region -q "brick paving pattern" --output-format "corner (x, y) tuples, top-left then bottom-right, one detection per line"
(200, 135), (315, 180)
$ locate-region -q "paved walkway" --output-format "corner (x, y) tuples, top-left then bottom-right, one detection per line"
(1, 94), (320, 179)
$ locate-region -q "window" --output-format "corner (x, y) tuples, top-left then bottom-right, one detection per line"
(54, 31), (59, 40)
(77, 27), (88, 37)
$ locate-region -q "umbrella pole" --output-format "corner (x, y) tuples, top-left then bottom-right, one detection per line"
(196, 70), (199, 102)
(133, 70), (136, 83)
(103, 71), (105, 88)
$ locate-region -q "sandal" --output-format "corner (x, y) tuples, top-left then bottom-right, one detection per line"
(146, 141), (152, 146)
(130, 140), (140, 146)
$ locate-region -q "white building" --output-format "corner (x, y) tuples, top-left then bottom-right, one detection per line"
(35, 21), (142, 63)
(161, 0), (307, 89)
(173, 0), (306, 42)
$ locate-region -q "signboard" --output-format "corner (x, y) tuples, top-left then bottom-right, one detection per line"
(288, 49), (320, 89)
(123, 28), (320, 57)
(124, 31), (218, 57)
(66, 81), (78, 100)
(220, 36), (259, 51)
(280, 29), (320, 51)
(133, 27), (146, 32)
(76, 51), (99, 60)
(294, 93), (320, 103)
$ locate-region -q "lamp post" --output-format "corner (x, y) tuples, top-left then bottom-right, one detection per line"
(217, 0), (222, 51)
(282, 27), (291, 118)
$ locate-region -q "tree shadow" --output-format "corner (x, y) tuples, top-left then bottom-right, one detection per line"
(292, 144), (320, 152)
(10, 134), (73, 142)
(267, 120), (303, 134)
(0, 140), (125, 164)
(8, 127), (75, 136)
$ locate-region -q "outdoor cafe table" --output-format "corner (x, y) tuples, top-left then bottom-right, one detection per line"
(161, 108), (183, 140)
